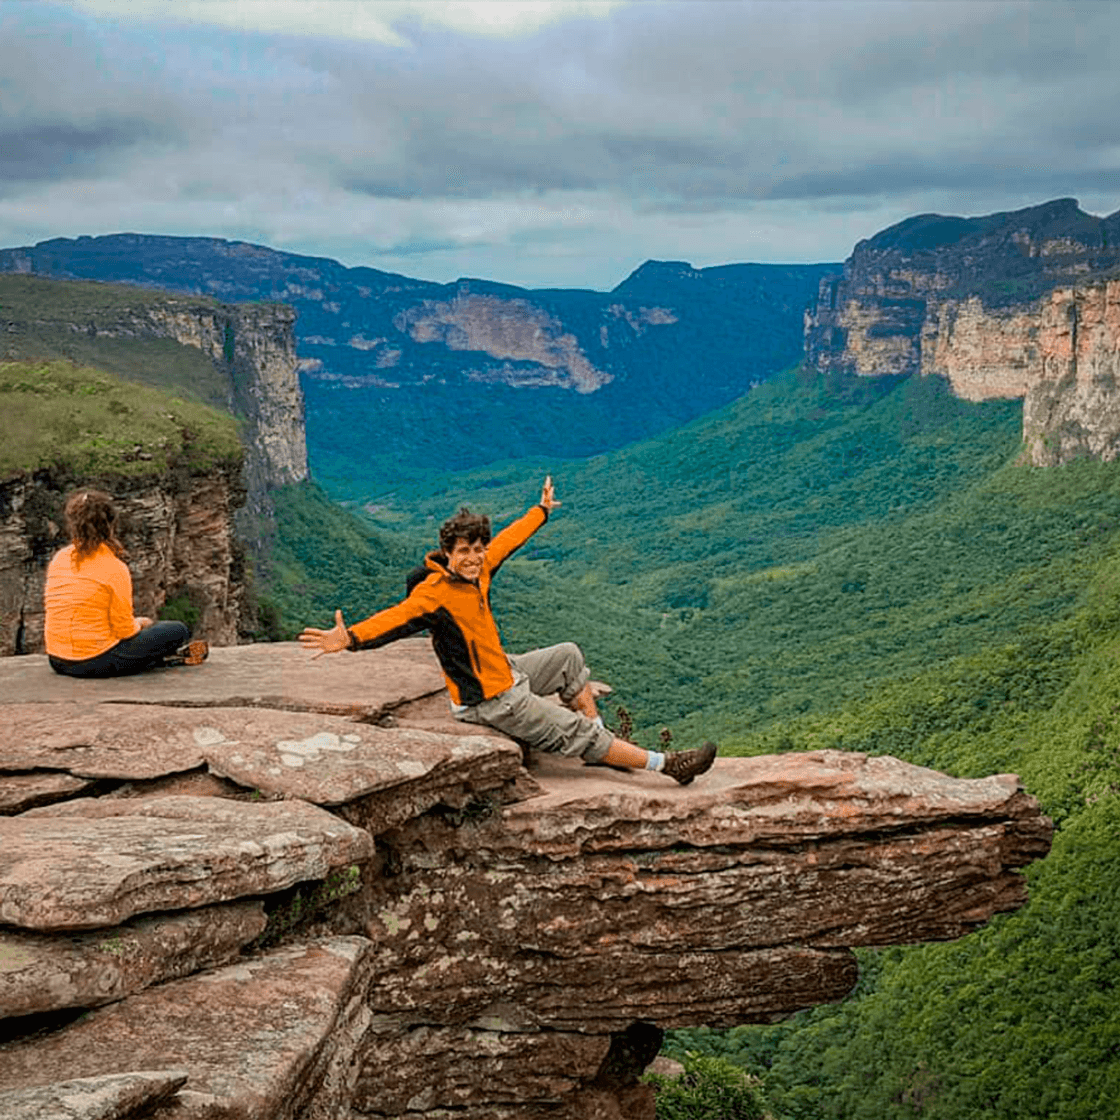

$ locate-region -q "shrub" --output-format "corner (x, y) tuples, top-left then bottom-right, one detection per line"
(646, 1052), (769, 1120)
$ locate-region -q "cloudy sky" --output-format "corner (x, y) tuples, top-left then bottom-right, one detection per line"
(2, 0), (1118, 291)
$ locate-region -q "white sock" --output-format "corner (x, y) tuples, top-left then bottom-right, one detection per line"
(592, 715), (605, 729)
(645, 751), (665, 771)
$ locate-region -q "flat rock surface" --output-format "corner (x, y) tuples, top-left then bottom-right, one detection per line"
(0, 795), (373, 931)
(0, 702), (520, 805)
(495, 749), (1049, 856)
(0, 639), (443, 720)
(0, 900), (266, 1019)
(0, 937), (376, 1120)
(0, 1070), (188, 1120)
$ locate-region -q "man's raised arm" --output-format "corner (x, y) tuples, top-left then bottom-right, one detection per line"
(487, 475), (562, 568)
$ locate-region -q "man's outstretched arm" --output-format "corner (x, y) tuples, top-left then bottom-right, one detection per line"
(299, 595), (434, 658)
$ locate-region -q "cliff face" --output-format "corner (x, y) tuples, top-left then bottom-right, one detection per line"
(805, 199), (1120, 464)
(0, 641), (1052, 1120)
(0, 464), (245, 655)
(145, 302), (307, 495)
(396, 292), (612, 392)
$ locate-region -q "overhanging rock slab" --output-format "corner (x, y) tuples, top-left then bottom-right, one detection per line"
(359, 749), (1051, 1032)
(493, 749), (1051, 857)
(0, 795), (373, 931)
(359, 939), (858, 1032)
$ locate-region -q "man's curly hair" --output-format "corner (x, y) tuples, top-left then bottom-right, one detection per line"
(439, 507), (491, 554)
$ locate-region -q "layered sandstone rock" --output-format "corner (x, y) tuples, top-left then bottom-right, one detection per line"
(805, 198), (1120, 464)
(0, 641), (1052, 1119)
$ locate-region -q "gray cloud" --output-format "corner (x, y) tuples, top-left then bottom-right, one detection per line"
(0, 118), (176, 185)
(0, 0), (1117, 289)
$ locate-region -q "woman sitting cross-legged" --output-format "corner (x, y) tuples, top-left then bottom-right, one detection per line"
(44, 489), (208, 678)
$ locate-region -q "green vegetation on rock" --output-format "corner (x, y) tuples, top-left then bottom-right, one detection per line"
(0, 358), (241, 480)
(0, 274), (233, 409)
(645, 1052), (769, 1119)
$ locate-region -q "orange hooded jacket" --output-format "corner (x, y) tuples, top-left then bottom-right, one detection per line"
(347, 504), (547, 706)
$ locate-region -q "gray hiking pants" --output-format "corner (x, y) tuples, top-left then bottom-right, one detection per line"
(453, 642), (613, 763)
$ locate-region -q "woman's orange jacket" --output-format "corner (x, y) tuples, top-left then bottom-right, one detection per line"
(44, 543), (140, 660)
(347, 504), (547, 707)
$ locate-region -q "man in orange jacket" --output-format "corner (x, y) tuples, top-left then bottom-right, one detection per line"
(299, 477), (716, 784)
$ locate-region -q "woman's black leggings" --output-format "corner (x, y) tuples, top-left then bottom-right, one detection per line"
(49, 620), (191, 678)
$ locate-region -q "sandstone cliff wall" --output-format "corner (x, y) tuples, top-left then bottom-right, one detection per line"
(805, 198), (1120, 465)
(396, 292), (612, 392)
(72, 300), (306, 505)
(0, 464), (245, 655)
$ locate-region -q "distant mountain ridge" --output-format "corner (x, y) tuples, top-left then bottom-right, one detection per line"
(0, 234), (835, 492)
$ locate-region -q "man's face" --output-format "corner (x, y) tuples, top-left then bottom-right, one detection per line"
(446, 537), (486, 581)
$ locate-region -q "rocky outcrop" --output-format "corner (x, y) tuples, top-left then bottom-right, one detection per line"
(0, 464), (245, 655)
(805, 198), (1120, 464)
(0, 640), (1052, 1119)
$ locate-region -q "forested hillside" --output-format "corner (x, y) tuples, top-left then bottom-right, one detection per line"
(284, 362), (1120, 1119)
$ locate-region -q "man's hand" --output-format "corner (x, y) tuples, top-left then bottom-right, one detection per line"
(299, 609), (350, 659)
(134, 616), (154, 629)
(540, 474), (562, 511)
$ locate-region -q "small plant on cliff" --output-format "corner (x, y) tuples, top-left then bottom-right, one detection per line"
(645, 1052), (769, 1120)
(249, 864), (363, 951)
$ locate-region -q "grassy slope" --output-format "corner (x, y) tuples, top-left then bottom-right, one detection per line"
(325, 364), (1120, 1119)
(0, 274), (232, 409)
(0, 358), (241, 480)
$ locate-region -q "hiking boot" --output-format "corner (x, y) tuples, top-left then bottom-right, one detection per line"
(662, 740), (718, 785)
(170, 639), (209, 666)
